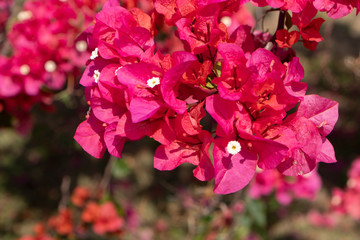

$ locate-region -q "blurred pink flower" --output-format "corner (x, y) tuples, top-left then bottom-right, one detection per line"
(307, 210), (337, 228)
(249, 168), (321, 205)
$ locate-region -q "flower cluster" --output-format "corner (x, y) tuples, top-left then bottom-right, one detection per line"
(18, 186), (135, 240)
(74, 0), (345, 194)
(249, 168), (322, 205)
(251, 0), (359, 19)
(0, 0), (103, 133)
(331, 157), (360, 220)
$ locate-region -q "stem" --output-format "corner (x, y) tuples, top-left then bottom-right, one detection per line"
(266, 10), (286, 50)
(98, 156), (117, 194)
(58, 175), (71, 211)
(276, 10), (286, 32)
(66, 73), (75, 94)
(254, 8), (279, 32)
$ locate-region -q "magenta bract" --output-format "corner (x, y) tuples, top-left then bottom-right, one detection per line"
(73, 0), (345, 194)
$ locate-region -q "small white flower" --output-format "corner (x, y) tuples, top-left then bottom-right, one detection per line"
(114, 66), (123, 76)
(93, 70), (100, 83)
(226, 140), (241, 155)
(75, 41), (88, 52)
(44, 60), (57, 73)
(90, 48), (99, 60)
(220, 16), (232, 27)
(17, 11), (32, 21)
(147, 77), (160, 88)
(19, 64), (30, 75)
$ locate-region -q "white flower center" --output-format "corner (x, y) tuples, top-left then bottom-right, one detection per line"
(19, 64), (30, 75)
(226, 140), (241, 155)
(114, 66), (123, 76)
(44, 60), (57, 73)
(75, 41), (88, 52)
(90, 48), (99, 60)
(147, 77), (160, 88)
(93, 70), (100, 83)
(17, 11), (33, 21)
(220, 16), (232, 27)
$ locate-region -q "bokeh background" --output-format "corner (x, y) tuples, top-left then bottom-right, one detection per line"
(1, 1), (360, 239)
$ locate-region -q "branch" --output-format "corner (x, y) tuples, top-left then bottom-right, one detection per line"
(98, 156), (117, 194)
(58, 175), (71, 211)
(266, 10), (286, 50)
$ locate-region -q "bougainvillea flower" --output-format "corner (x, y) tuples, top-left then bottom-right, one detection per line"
(154, 130), (214, 181)
(213, 137), (258, 194)
(281, 57), (307, 108)
(154, 102), (214, 181)
(292, 2), (325, 50)
(176, 4), (227, 54)
(229, 25), (256, 53)
(71, 186), (90, 207)
(0, 56), (22, 98)
(82, 201), (100, 223)
(347, 157), (360, 191)
(48, 208), (73, 236)
(87, 69), (128, 123)
(93, 202), (124, 234)
(308, 210), (337, 228)
(160, 51), (198, 114)
(116, 111), (176, 146)
(275, 29), (300, 48)
(277, 116), (322, 176)
(343, 189), (360, 220)
(291, 169), (322, 200)
(206, 94), (288, 194)
(74, 113), (107, 159)
(213, 43), (254, 101)
(72, 0), (344, 195)
(220, 5), (256, 35)
(0, 0), (103, 131)
(116, 62), (165, 123)
(329, 157), (360, 220)
(249, 168), (321, 205)
(82, 201), (123, 235)
(250, 0), (308, 13)
(92, 1), (154, 60)
(296, 94), (339, 137)
(313, 0), (358, 18)
(154, 0), (180, 24)
(296, 94), (338, 164)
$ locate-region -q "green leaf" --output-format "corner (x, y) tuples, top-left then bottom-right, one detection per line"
(215, 61), (222, 77)
(112, 158), (130, 179)
(205, 81), (216, 89)
(246, 199), (266, 228)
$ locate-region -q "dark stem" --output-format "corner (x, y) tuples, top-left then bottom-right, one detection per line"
(276, 10), (286, 32)
(265, 10), (287, 50)
(254, 8), (279, 33)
